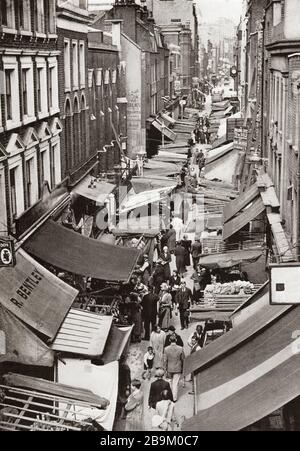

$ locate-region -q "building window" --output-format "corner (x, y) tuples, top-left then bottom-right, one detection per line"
(20, 57), (34, 120)
(50, 144), (56, 188)
(48, 67), (53, 109)
(26, 159), (32, 208)
(79, 41), (85, 88)
(72, 41), (79, 89)
(35, 0), (45, 33)
(9, 167), (17, 219)
(21, 68), (29, 116)
(37, 68), (42, 112)
(0, 1), (8, 26)
(48, 59), (59, 113)
(18, 0), (24, 28)
(5, 70), (13, 120)
(64, 40), (71, 92)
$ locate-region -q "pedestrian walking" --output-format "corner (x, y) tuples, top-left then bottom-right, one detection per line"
(172, 217), (184, 242)
(181, 235), (192, 269)
(160, 246), (172, 281)
(152, 260), (165, 294)
(148, 368), (173, 410)
(191, 238), (202, 269)
(169, 270), (181, 306)
(152, 390), (179, 431)
(150, 325), (166, 368)
(142, 346), (155, 380)
(164, 325), (184, 348)
(163, 336), (185, 402)
(174, 242), (186, 275)
(129, 293), (143, 343)
(162, 225), (176, 253)
(191, 267), (202, 304)
(176, 281), (192, 330)
(158, 283), (173, 330)
(142, 287), (159, 341)
(124, 379), (144, 431)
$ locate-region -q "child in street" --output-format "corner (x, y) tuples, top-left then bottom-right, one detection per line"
(142, 347), (155, 380)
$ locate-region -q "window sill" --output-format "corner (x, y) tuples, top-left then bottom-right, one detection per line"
(80, 83), (86, 89)
(35, 32), (47, 40)
(49, 107), (60, 116)
(65, 87), (71, 93)
(37, 111), (50, 121)
(48, 33), (58, 40)
(19, 30), (33, 37)
(5, 120), (22, 131)
(73, 85), (79, 92)
(0, 27), (18, 35)
(22, 115), (36, 126)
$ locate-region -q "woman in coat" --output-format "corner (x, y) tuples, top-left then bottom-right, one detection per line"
(181, 235), (192, 268)
(160, 246), (172, 281)
(150, 325), (166, 368)
(125, 380), (144, 431)
(158, 284), (173, 330)
(174, 242), (186, 276)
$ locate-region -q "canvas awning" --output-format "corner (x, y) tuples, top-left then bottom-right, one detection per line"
(155, 151), (187, 162)
(23, 220), (140, 283)
(72, 178), (115, 204)
(205, 148), (240, 186)
(152, 119), (177, 141)
(112, 216), (162, 236)
(51, 309), (113, 357)
(100, 325), (133, 365)
(206, 142), (234, 165)
(57, 360), (119, 431)
(132, 176), (178, 193)
(160, 112), (176, 126)
(0, 304), (54, 367)
(0, 249), (78, 340)
(199, 249), (263, 269)
(267, 213), (293, 261)
(183, 303), (300, 431)
(223, 183), (260, 224)
(120, 186), (176, 214)
(144, 159), (180, 176)
(231, 282), (270, 327)
(223, 197), (265, 240)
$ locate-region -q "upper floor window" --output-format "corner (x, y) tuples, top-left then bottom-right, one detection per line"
(79, 41), (85, 88)
(64, 39), (71, 92)
(20, 57), (35, 121)
(0, 1), (8, 26)
(72, 41), (79, 90)
(1, 0), (15, 29)
(17, 0), (31, 31)
(5, 70), (13, 120)
(273, 1), (282, 27)
(21, 68), (29, 116)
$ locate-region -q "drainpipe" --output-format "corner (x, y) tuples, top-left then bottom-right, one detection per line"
(298, 159), (300, 262)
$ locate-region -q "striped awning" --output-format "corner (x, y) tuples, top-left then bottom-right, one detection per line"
(223, 183), (260, 224)
(183, 302), (300, 431)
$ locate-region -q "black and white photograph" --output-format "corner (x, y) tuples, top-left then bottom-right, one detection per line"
(0, 0), (300, 435)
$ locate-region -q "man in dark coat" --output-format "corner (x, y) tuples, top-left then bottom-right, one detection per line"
(176, 281), (192, 330)
(164, 326), (184, 348)
(148, 368), (173, 409)
(142, 287), (159, 341)
(174, 242), (186, 275)
(191, 239), (202, 269)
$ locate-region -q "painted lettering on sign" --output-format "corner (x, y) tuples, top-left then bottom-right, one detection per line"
(9, 268), (44, 309)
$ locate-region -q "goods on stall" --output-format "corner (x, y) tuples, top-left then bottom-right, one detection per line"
(204, 281), (255, 298)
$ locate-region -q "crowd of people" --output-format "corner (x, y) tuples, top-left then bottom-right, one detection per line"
(121, 321), (205, 432)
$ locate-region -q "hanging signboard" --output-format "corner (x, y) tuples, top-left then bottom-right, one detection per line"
(0, 238), (15, 268)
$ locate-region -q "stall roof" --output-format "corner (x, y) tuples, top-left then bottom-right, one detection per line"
(160, 112), (176, 126)
(23, 220), (140, 283)
(100, 325), (133, 365)
(51, 309), (113, 357)
(3, 372), (109, 408)
(152, 119), (177, 141)
(0, 304), (54, 367)
(120, 186), (176, 213)
(223, 183), (260, 224)
(112, 216), (161, 236)
(155, 151), (187, 162)
(0, 249), (78, 340)
(72, 178), (115, 204)
(206, 142), (234, 165)
(231, 282), (270, 326)
(223, 197), (265, 240)
(199, 248), (262, 269)
(205, 148), (240, 186)
(144, 159), (180, 176)
(132, 176), (178, 193)
(183, 304), (300, 431)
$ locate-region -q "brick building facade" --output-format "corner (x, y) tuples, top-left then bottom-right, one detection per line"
(0, 0), (62, 236)
(57, 0), (91, 186)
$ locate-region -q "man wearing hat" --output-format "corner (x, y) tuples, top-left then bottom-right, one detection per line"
(137, 254), (151, 286)
(165, 326), (184, 348)
(148, 368), (173, 410)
